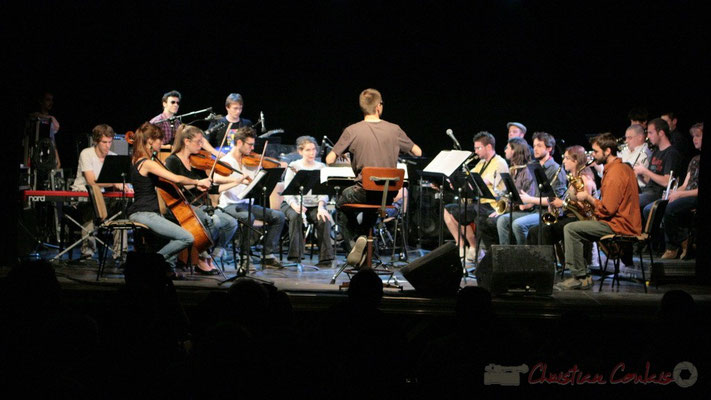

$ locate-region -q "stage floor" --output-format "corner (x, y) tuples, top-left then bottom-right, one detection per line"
(7, 246), (710, 321)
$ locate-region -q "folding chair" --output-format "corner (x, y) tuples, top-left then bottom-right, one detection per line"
(330, 167), (405, 289)
(597, 199), (667, 293)
(85, 184), (149, 280)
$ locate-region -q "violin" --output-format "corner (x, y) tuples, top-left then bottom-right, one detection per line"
(241, 151), (283, 169)
(189, 149), (243, 176)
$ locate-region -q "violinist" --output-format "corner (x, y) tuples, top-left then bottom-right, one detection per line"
(127, 122), (212, 278)
(164, 125), (242, 274)
(280, 136), (335, 267)
(218, 127), (285, 268)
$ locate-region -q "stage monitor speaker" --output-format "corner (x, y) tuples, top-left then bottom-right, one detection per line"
(476, 245), (555, 296)
(401, 242), (462, 296)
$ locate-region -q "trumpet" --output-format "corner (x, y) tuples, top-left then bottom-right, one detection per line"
(662, 171), (678, 200)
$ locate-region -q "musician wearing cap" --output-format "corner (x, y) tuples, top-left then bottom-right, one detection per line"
(127, 122), (212, 278)
(507, 122), (527, 139)
(164, 125), (243, 274)
(281, 136), (335, 267)
(149, 90), (182, 147)
(556, 132), (641, 290)
(218, 127), (286, 269)
(325, 88), (421, 261)
(69, 124), (133, 259)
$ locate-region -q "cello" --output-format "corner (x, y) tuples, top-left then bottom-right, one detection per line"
(151, 151), (214, 267)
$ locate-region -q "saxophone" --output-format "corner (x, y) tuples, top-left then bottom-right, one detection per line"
(562, 156), (596, 221)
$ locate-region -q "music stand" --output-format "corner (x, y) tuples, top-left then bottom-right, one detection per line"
(97, 155), (132, 215)
(76, 155), (131, 261)
(320, 166), (356, 253)
(219, 168), (283, 286)
(421, 150), (473, 247)
(465, 172), (496, 275)
(499, 172), (523, 244)
(530, 164), (555, 246)
(280, 169), (322, 271)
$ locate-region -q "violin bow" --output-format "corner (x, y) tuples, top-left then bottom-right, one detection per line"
(255, 139), (268, 175)
(208, 122), (234, 179)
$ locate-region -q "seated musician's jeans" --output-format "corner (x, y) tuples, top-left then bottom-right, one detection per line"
(563, 220), (614, 278)
(496, 211), (539, 245)
(336, 185), (378, 254)
(128, 211), (193, 268)
(280, 202), (335, 262)
(192, 205), (238, 252)
(222, 203), (286, 255)
(663, 196), (697, 250)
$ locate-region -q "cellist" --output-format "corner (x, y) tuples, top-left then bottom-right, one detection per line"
(127, 122), (212, 279)
(165, 125), (243, 274)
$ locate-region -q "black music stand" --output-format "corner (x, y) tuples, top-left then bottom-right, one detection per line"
(530, 164), (555, 246)
(498, 172), (523, 245)
(465, 172), (496, 275)
(96, 155), (132, 215)
(421, 150), (473, 247)
(321, 167), (356, 253)
(280, 169), (323, 271)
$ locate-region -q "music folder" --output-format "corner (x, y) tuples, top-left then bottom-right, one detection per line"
(498, 172), (522, 204)
(529, 163), (555, 198)
(96, 155), (131, 184)
(281, 170), (322, 196)
(422, 150), (472, 178)
(238, 168), (285, 200)
(468, 172), (496, 200)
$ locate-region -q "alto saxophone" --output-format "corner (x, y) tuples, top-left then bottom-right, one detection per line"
(562, 156), (596, 221)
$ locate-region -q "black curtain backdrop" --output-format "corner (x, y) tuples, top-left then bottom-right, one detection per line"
(4, 0), (708, 264)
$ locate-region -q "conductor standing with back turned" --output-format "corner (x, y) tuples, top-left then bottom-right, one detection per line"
(326, 88), (422, 266)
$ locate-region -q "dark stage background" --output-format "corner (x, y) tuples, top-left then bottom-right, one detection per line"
(5, 0), (708, 263)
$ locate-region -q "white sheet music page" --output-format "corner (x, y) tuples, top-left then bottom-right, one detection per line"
(320, 166), (355, 183)
(237, 170), (267, 199)
(423, 150), (472, 177)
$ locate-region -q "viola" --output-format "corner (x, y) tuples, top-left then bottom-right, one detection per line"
(189, 149), (242, 177)
(241, 151), (283, 169)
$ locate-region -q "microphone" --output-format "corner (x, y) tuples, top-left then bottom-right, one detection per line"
(204, 117), (225, 136)
(257, 129), (284, 139)
(446, 129), (461, 150)
(260, 111), (266, 133)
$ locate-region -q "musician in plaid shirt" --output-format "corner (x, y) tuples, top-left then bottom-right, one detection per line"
(149, 90), (182, 146)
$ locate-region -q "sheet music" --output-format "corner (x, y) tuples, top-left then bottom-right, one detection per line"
(423, 150), (472, 177)
(397, 162), (409, 180)
(320, 166), (355, 183)
(237, 169), (267, 199)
